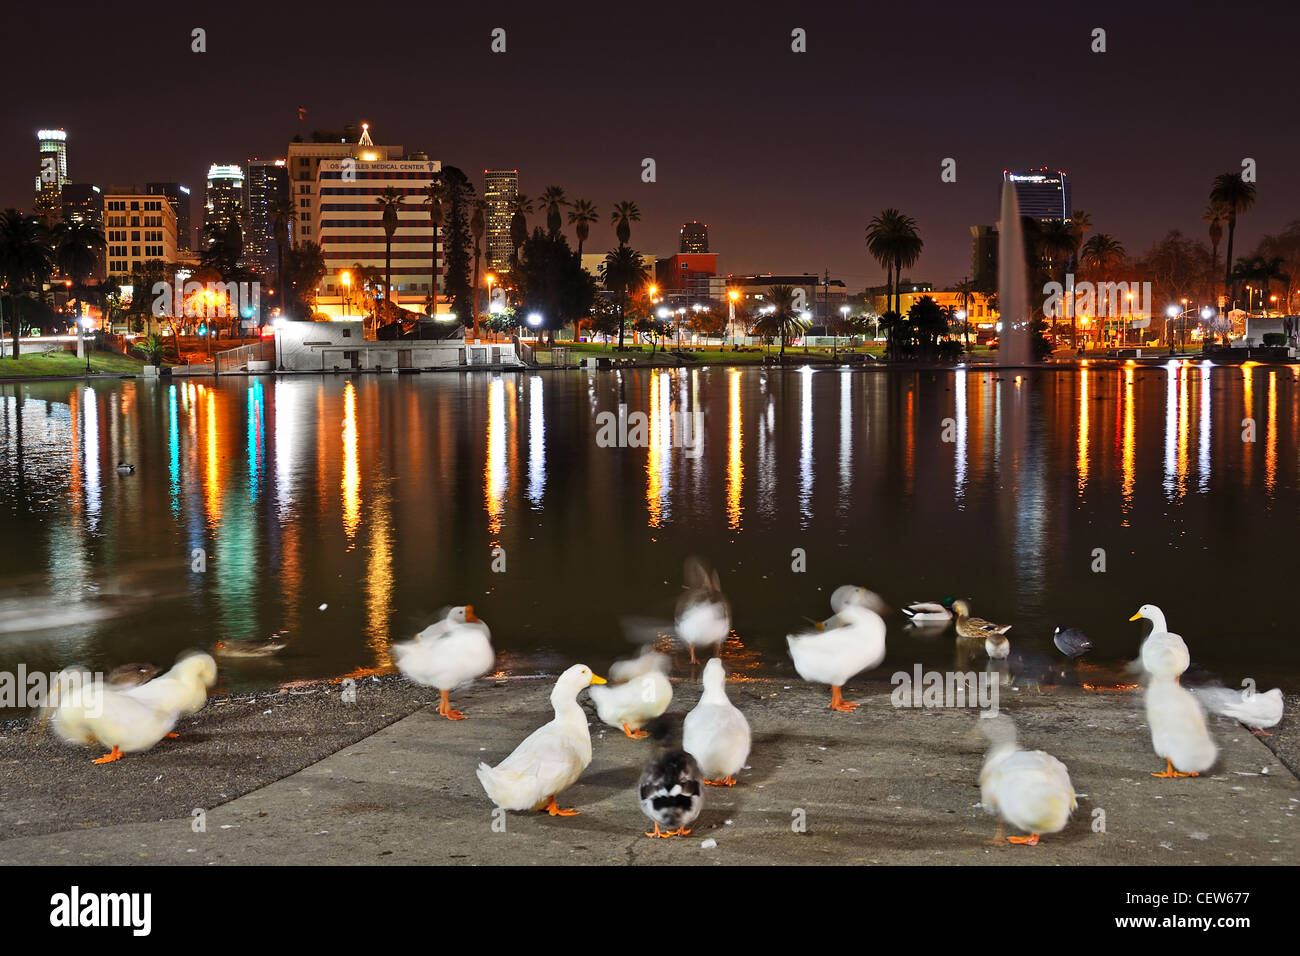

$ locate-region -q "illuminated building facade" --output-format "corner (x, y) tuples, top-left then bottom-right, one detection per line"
(1003, 167), (1071, 222)
(204, 164), (245, 242)
(286, 124), (402, 246)
(679, 220), (709, 253)
(103, 191), (178, 275)
(35, 128), (69, 217)
(483, 169), (518, 272)
(246, 160), (289, 275)
(147, 183), (194, 252)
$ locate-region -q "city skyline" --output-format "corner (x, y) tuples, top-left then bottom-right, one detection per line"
(6, 2), (1299, 290)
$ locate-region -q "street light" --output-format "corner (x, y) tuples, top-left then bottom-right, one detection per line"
(341, 270), (352, 316)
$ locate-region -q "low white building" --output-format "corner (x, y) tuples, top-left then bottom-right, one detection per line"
(274, 319), (522, 371)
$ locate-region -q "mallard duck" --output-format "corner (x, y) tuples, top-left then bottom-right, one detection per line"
(952, 600), (1012, 642)
(675, 558), (731, 664)
(391, 608), (494, 720)
(591, 650), (673, 738)
(1052, 626), (1093, 658)
(787, 603), (886, 712)
(46, 668), (182, 764)
(1192, 684), (1284, 737)
(1129, 604), (1189, 683)
(105, 663), (160, 688)
(476, 664), (606, 815)
(979, 718), (1076, 846)
(115, 462), (134, 474)
(1144, 645), (1217, 778)
(683, 657), (751, 786)
(901, 600), (953, 624)
(639, 717), (703, 838)
(213, 634), (287, 659)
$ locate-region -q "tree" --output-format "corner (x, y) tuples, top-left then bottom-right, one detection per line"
(540, 186), (569, 238)
(199, 221), (243, 278)
(908, 296), (949, 359)
(599, 246), (649, 350)
(283, 242), (326, 319)
(440, 167), (476, 328)
(755, 284), (806, 358)
(865, 209), (923, 325)
(568, 199), (598, 257)
(270, 194), (295, 321)
(422, 176), (446, 317)
(470, 198), (486, 338)
(0, 209), (54, 358)
(1209, 172), (1257, 312)
(375, 186), (404, 313)
(1037, 219), (1080, 347)
(515, 228), (594, 344)
(610, 201), (641, 248)
(952, 277), (976, 351)
(510, 194), (533, 263)
(1203, 202), (1229, 278)
(52, 220), (105, 321)
(1079, 234), (1126, 347)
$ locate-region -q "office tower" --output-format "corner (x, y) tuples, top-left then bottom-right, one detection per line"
(147, 183), (194, 252)
(679, 220), (709, 253)
(1002, 168), (1071, 222)
(61, 183), (104, 229)
(483, 169), (519, 272)
(204, 164), (245, 245)
(103, 190), (178, 276)
(35, 128), (69, 218)
(246, 160), (289, 275)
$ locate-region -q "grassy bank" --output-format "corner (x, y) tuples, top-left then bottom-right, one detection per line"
(0, 349), (149, 379)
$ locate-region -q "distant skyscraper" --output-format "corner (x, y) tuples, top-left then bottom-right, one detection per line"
(679, 220), (709, 253)
(204, 164), (245, 244)
(245, 160), (289, 275)
(147, 183), (194, 252)
(1003, 168), (1071, 222)
(484, 169), (519, 272)
(62, 184), (106, 279)
(35, 129), (69, 216)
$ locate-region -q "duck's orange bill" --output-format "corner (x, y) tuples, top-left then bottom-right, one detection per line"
(1128, 612), (1142, 621)
(590, 674), (607, 684)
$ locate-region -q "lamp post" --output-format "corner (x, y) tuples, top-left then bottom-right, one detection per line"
(728, 289), (739, 348)
(341, 270), (352, 317)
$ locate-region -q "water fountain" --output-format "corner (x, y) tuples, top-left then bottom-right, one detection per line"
(996, 181), (1032, 366)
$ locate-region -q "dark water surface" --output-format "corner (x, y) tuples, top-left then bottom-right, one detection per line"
(0, 363), (1296, 693)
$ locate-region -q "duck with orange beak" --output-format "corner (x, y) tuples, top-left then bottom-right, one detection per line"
(392, 605), (495, 719)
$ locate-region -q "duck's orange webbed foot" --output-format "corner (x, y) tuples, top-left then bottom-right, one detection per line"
(92, 746), (124, 764)
(544, 796), (579, 817)
(704, 776), (737, 787)
(644, 822), (672, 838)
(622, 723), (649, 739)
(829, 686), (859, 712)
(165, 732), (180, 738)
(1007, 833), (1040, 846)
(1151, 758), (1198, 778)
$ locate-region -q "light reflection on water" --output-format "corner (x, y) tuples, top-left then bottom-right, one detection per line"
(1, 365), (1298, 690)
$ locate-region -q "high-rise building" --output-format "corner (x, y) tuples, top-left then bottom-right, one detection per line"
(313, 156), (442, 314)
(246, 160), (289, 275)
(147, 183), (194, 252)
(1003, 168), (1071, 222)
(61, 184), (106, 279)
(287, 123), (403, 247)
(103, 190), (177, 276)
(35, 128), (69, 217)
(204, 164), (245, 244)
(679, 220), (709, 253)
(483, 169), (519, 272)
(970, 224), (998, 291)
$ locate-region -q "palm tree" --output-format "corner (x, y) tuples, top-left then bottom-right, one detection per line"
(865, 209), (923, 355)
(470, 198), (486, 338)
(1209, 172), (1257, 312)
(599, 246), (649, 350)
(52, 220), (105, 320)
(422, 178), (446, 317)
(1257, 256), (1289, 314)
(540, 186), (569, 238)
(1203, 202), (1229, 278)
(1080, 234), (1126, 347)
(376, 186), (404, 314)
(510, 194), (533, 263)
(610, 201), (641, 248)
(952, 277), (976, 351)
(1037, 219), (1080, 346)
(269, 195), (295, 319)
(568, 199), (598, 257)
(0, 209), (54, 358)
(1068, 208), (1091, 274)
(757, 284), (806, 358)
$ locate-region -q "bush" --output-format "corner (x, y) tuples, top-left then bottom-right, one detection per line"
(1262, 332), (1286, 347)
(937, 339), (965, 363)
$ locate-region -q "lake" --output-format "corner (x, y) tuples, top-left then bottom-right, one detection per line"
(1, 362), (1296, 697)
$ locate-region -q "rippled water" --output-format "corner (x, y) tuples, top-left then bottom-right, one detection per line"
(0, 362), (1296, 695)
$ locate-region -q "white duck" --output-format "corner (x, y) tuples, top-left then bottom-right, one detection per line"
(392, 606), (495, 720)
(591, 650), (673, 739)
(476, 664), (606, 816)
(1193, 683), (1285, 737)
(122, 651), (217, 728)
(980, 718), (1077, 846)
(46, 668), (182, 764)
(1144, 642), (1217, 778)
(828, 585), (889, 619)
(683, 657), (751, 787)
(675, 558), (731, 664)
(787, 603), (886, 712)
(1129, 604), (1189, 683)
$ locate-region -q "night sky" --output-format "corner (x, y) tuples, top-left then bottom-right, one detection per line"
(6, 0), (1297, 289)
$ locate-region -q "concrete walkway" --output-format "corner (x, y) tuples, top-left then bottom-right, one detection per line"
(1, 677), (1295, 865)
